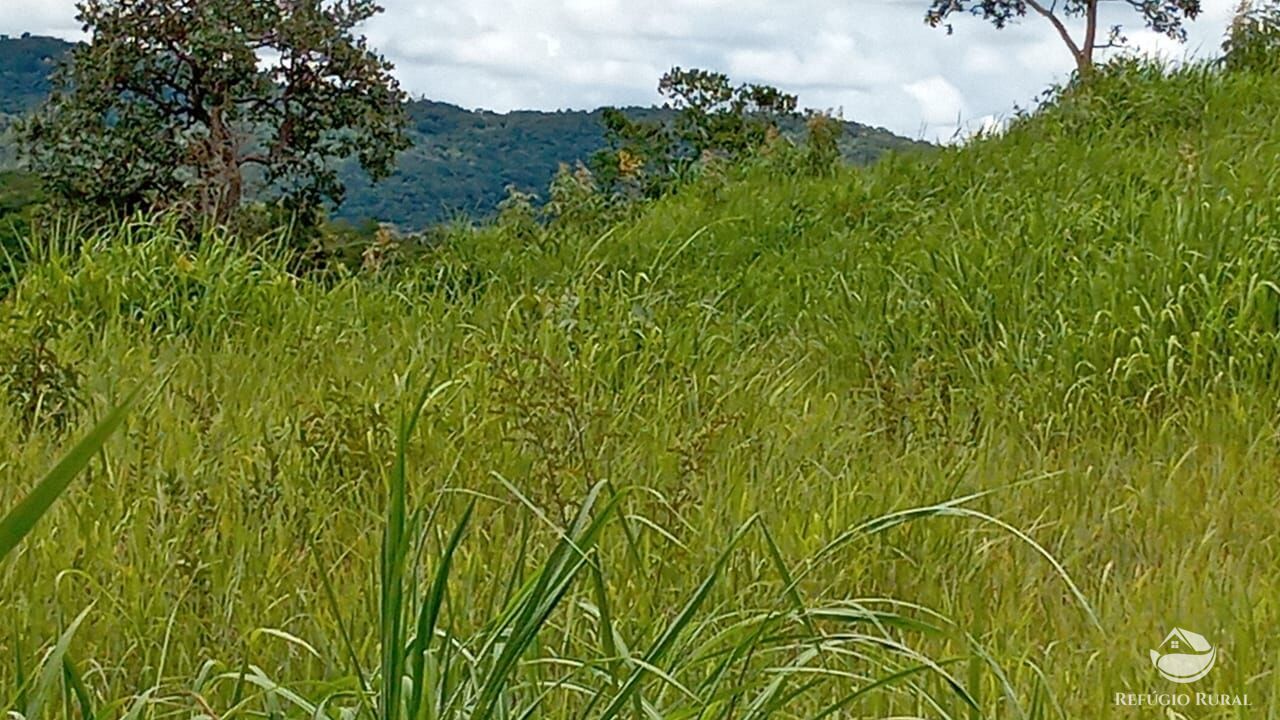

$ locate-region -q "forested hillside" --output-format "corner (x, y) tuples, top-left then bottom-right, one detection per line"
(0, 34), (64, 114)
(0, 34), (927, 227)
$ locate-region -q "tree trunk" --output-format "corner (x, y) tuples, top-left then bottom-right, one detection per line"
(1078, 0), (1099, 79)
(1074, 48), (1095, 78)
(201, 100), (244, 224)
(1026, 0), (1097, 81)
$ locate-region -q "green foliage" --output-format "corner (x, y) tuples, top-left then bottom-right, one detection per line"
(5, 51), (1279, 720)
(324, 102), (928, 227)
(591, 107), (678, 200)
(0, 171), (41, 215)
(659, 67), (798, 157)
(0, 36), (927, 227)
(0, 389), (137, 720)
(0, 310), (82, 435)
(0, 170), (47, 291)
(801, 110), (844, 176)
(591, 68), (800, 199)
(0, 387), (138, 562)
(1224, 0), (1280, 71)
(494, 184), (542, 243)
(18, 0), (409, 222)
(545, 162), (608, 229)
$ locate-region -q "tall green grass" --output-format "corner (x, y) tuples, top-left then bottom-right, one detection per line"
(2, 58), (1279, 718)
(0, 389), (137, 720)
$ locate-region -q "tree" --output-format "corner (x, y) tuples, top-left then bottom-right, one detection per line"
(593, 68), (798, 199)
(1223, 0), (1280, 70)
(925, 0), (1203, 77)
(658, 67), (798, 158)
(20, 0), (409, 223)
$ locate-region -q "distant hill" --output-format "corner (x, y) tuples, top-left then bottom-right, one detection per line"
(0, 34), (929, 228)
(0, 34), (65, 115)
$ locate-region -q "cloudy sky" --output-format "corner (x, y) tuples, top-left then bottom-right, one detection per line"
(1, 0), (1240, 140)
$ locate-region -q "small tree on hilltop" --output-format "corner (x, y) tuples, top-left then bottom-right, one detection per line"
(593, 107), (678, 200)
(20, 0), (410, 224)
(1224, 0), (1280, 70)
(925, 0), (1202, 78)
(658, 67), (798, 158)
(593, 67), (798, 199)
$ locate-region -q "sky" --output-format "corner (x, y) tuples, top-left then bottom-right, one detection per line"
(0, 0), (1241, 140)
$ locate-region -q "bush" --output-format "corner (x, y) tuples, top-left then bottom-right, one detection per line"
(802, 110), (843, 176)
(0, 307), (81, 434)
(1009, 56), (1215, 140)
(495, 184), (542, 243)
(545, 162), (607, 229)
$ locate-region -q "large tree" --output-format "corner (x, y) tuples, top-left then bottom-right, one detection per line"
(926, 0), (1203, 77)
(20, 0), (409, 222)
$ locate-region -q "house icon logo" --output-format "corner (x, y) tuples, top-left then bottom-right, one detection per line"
(1150, 627), (1217, 683)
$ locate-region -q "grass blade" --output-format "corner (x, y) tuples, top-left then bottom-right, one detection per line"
(406, 500), (474, 720)
(596, 517), (758, 719)
(62, 654), (96, 720)
(313, 548), (374, 718)
(25, 605), (93, 720)
(0, 385), (142, 562)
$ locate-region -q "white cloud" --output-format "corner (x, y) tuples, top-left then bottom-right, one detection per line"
(905, 75), (966, 128)
(0, 0), (1239, 137)
(0, 0), (85, 37)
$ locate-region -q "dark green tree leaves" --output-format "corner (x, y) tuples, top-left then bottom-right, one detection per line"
(19, 0), (409, 223)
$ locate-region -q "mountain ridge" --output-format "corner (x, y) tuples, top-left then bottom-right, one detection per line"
(0, 34), (929, 227)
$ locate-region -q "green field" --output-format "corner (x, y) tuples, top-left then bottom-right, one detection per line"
(3, 60), (1280, 718)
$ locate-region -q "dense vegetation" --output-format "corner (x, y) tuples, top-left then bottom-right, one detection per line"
(0, 170), (44, 283)
(0, 35), (926, 228)
(3, 54), (1279, 718)
(20, 0), (410, 223)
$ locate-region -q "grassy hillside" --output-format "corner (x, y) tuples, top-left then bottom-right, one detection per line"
(2, 59), (1279, 718)
(0, 35), (926, 228)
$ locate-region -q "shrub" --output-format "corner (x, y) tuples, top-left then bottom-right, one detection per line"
(495, 184), (542, 243)
(0, 308), (81, 434)
(545, 162), (607, 229)
(802, 110), (844, 176)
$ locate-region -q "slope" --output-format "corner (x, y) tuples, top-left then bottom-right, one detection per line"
(1, 59), (1277, 717)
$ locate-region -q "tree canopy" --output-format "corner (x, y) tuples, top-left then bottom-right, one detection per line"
(592, 67), (800, 199)
(19, 0), (409, 222)
(926, 0), (1203, 77)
